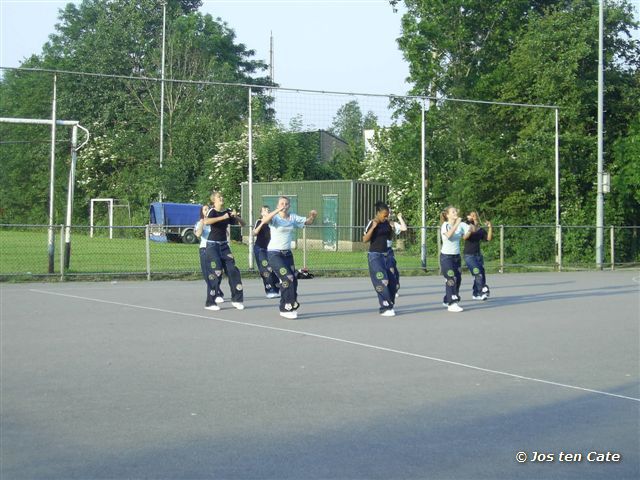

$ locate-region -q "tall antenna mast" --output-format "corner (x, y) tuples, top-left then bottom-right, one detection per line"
(270, 31), (274, 83)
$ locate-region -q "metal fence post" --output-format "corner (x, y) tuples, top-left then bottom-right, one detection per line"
(557, 225), (563, 272)
(436, 227), (442, 274)
(59, 224), (65, 281)
(610, 225), (615, 271)
(145, 224), (151, 281)
(303, 226), (307, 269)
(499, 225), (504, 273)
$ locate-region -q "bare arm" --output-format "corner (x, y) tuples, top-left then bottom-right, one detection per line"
(486, 221), (493, 242)
(195, 220), (204, 238)
(443, 218), (462, 239)
(362, 220), (378, 243)
(304, 210), (318, 225)
(231, 211), (246, 227)
(203, 212), (230, 225)
(395, 213), (408, 232)
(261, 207), (283, 226)
(462, 222), (475, 240)
(253, 220), (265, 236)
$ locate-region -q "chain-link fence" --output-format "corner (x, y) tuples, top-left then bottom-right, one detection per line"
(1, 224), (638, 281)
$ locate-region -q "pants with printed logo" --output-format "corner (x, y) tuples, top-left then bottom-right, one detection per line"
(254, 245), (280, 295)
(464, 253), (489, 297)
(199, 248), (225, 305)
(205, 242), (243, 303)
(387, 248), (400, 296)
(267, 250), (299, 312)
(368, 251), (397, 313)
(440, 253), (462, 305)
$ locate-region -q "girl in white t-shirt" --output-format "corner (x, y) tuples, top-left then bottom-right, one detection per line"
(440, 206), (473, 312)
(261, 196), (317, 319)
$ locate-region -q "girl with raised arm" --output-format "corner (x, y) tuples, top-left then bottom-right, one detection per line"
(253, 205), (280, 299)
(261, 196), (317, 319)
(363, 201), (399, 317)
(195, 204), (225, 310)
(203, 191), (246, 310)
(440, 206), (472, 313)
(463, 211), (493, 300)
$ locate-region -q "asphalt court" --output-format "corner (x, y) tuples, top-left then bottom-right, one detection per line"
(1, 271), (639, 479)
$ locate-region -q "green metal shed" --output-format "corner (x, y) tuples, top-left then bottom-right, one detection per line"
(241, 180), (389, 251)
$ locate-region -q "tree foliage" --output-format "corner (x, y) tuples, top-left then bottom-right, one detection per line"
(0, 0), (271, 224)
(380, 0), (639, 238)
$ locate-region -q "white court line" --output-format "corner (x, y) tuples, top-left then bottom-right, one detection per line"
(30, 288), (640, 404)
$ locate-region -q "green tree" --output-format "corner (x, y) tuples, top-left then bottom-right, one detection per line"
(0, 0), (271, 224)
(328, 100), (378, 179)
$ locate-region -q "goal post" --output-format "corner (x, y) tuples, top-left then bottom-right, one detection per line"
(90, 198), (132, 240)
(0, 116), (89, 273)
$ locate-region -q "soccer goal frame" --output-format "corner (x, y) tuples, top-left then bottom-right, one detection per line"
(90, 198), (132, 239)
(0, 116), (89, 272)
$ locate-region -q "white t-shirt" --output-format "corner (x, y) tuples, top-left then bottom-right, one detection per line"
(195, 220), (211, 248)
(387, 222), (403, 249)
(440, 221), (469, 255)
(268, 214), (306, 251)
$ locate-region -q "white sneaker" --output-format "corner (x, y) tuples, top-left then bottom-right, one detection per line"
(231, 302), (245, 310)
(381, 309), (396, 317)
(214, 296), (224, 304)
(472, 295), (484, 300)
(279, 311), (298, 319)
(266, 292), (280, 299)
(204, 304), (220, 311)
(447, 303), (464, 313)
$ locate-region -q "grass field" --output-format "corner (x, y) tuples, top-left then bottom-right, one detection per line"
(0, 229), (451, 278)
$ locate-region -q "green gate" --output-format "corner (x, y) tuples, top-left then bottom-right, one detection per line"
(322, 195), (338, 250)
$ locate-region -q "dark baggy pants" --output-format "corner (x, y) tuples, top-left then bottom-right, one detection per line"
(254, 245), (280, 295)
(205, 241), (243, 303)
(464, 253), (489, 297)
(440, 253), (462, 305)
(267, 250), (299, 313)
(387, 248), (400, 296)
(199, 247), (224, 306)
(367, 251), (398, 313)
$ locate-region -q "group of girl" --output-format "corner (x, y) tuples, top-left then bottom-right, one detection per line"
(439, 206), (493, 312)
(195, 193), (317, 319)
(363, 203), (492, 315)
(195, 192), (491, 319)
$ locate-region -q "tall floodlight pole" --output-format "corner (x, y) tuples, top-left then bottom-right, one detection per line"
(248, 88), (254, 269)
(420, 99), (427, 270)
(159, 0), (167, 202)
(596, 0), (605, 268)
(555, 108), (561, 269)
(48, 74), (58, 274)
(270, 31), (274, 82)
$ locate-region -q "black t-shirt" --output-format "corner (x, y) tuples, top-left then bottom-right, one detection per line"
(463, 227), (488, 255)
(254, 219), (271, 249)
(206, 208), (238, 241)
(365, 220), (392, 253)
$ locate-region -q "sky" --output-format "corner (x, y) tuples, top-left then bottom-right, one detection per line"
(2, 1), (638, 128)
(0, 0), (412, 128)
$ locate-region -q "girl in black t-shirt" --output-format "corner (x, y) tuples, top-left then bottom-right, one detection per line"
(463, 211), (493, 300)
(253, 205), (280, 298)
(363, 201), (398, 317)
(203, 192), (246, 310)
